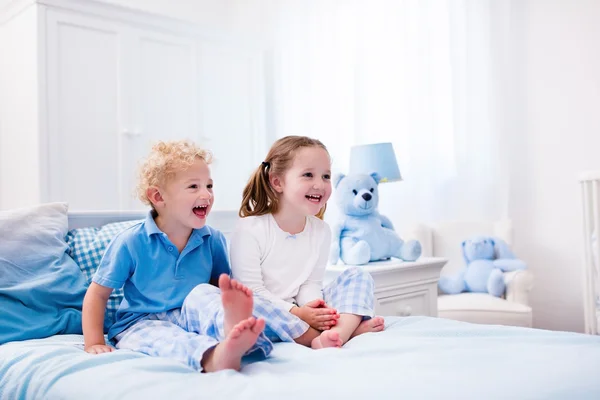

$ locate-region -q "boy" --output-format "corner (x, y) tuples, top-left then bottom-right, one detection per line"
(82, 140), (269, 372)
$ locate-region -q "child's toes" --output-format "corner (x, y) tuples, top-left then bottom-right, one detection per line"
(252, 318), (265, 334)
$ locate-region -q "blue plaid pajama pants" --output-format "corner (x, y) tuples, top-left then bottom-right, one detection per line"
(255, 266), (375, 333)
(114, 283), (307, 371)
(115, 268), (373, 370)
(321, 266), (375, 318)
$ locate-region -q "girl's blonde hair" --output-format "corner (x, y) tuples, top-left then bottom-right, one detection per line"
(239, 135), (329, 220)
(136, 139), (212, 207)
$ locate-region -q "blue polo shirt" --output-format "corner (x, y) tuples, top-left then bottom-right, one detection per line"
(92, 212), (230, 340)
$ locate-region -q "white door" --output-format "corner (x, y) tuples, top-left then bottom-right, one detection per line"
(45, 9), (125, 210)
(121, 28), (198, 210)
(44, 9), (269, 212)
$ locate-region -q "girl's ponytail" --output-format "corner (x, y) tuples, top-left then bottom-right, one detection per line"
(239, 162), (279, 217)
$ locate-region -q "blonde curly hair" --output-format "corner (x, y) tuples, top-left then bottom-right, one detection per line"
(136, 140), (212, 207)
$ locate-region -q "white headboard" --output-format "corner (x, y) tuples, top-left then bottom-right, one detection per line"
(67, 210), (240, 239)
(68, 211), (147, 229)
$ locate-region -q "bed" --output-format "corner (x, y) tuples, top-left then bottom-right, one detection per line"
(580, 171), (600, 335)
(2, 204), (600, 399)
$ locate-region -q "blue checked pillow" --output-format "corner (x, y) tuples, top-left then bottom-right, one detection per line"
(65, 220), (142, 330)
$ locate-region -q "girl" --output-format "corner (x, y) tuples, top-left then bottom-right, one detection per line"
(230, 136), (385, 349)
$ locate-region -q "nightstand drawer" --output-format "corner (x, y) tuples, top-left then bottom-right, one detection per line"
(375, 288), (430, 317)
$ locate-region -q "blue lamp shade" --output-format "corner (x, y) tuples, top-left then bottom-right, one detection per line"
(349, 142), (402, 182)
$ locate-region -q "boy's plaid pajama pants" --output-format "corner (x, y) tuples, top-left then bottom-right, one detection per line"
(115, 267), (374, 371)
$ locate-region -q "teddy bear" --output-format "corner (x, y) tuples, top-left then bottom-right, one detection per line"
(328, 172), (422, 265)
(438, 236), (527, 297)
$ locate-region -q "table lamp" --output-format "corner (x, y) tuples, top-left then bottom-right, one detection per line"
(349, 142), (401, 182)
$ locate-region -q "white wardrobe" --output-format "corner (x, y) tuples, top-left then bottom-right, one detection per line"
(0, 0), (272, 211)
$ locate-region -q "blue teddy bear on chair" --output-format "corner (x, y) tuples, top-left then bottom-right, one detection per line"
(328, 172), (422, 265)
(438, 236), (527, 297)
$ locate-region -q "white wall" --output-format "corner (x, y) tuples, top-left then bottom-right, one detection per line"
(509, 0), (600, 332)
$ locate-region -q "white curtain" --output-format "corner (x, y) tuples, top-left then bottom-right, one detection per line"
(269, 0), (514, 229)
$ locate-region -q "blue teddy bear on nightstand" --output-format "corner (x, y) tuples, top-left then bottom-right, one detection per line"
(438, 236), (527, 297)
(328, 172), (422, 265)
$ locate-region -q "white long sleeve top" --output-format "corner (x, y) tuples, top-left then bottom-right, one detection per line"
(229, 214), (331, 311)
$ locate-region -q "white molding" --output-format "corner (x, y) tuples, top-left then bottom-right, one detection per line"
(38, 0), (202, 38)
(0, 0), (34, 25)
(36, 0), (267, 50)
(327, 257), (447, 274)
(3, 0), (269, 50)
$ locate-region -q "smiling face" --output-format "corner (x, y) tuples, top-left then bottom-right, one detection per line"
(272, 146), (332, 218)
(151, 157), (214, 231)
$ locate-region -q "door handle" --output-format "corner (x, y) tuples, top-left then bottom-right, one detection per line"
(121, 128), (141, 137)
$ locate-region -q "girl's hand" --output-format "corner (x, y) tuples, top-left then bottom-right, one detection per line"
(292, 299), (340, 330)
(85, 344), (114, 354)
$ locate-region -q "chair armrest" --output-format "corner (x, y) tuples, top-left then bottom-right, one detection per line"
(504, 270), (534, 306)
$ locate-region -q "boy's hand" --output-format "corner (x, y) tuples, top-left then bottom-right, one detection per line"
(292, 299), (340, 331)
(85, 344), (114, 354)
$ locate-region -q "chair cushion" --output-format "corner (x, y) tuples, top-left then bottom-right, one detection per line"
(438, 293), (532, 327)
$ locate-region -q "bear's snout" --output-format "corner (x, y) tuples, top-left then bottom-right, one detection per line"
(361, 193), (372, 201)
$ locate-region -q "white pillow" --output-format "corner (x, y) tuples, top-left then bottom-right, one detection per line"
(0, 202), (88, 344)
(1, 202), (68, 244)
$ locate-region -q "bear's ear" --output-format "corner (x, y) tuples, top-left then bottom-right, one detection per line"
(461, 240), (470, 264)
(493, 238), (516, 259)
(370, 172), (381, 184)
(333, 173), (346, 188)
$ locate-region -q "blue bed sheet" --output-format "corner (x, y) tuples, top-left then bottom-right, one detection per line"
(2, 316), (600, 400)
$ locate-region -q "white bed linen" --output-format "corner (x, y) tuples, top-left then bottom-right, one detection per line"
(2, 316), (600, 400)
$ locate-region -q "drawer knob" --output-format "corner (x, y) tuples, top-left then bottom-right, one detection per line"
(398, 305), (412, 316)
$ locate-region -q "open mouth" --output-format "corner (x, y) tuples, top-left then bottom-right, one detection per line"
(305, 194), (322, 203)
(193, 205), (209, 218)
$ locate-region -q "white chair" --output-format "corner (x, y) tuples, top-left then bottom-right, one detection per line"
(405, 220), (534, 328)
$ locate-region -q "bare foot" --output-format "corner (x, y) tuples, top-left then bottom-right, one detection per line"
(311, 330), (342, 349)
(219, 274), (253, 336)
(202, 317), (266, 372)
(350, 316), (385, 339)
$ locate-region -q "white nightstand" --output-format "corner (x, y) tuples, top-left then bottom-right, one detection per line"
(325, 257), (447, 317)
